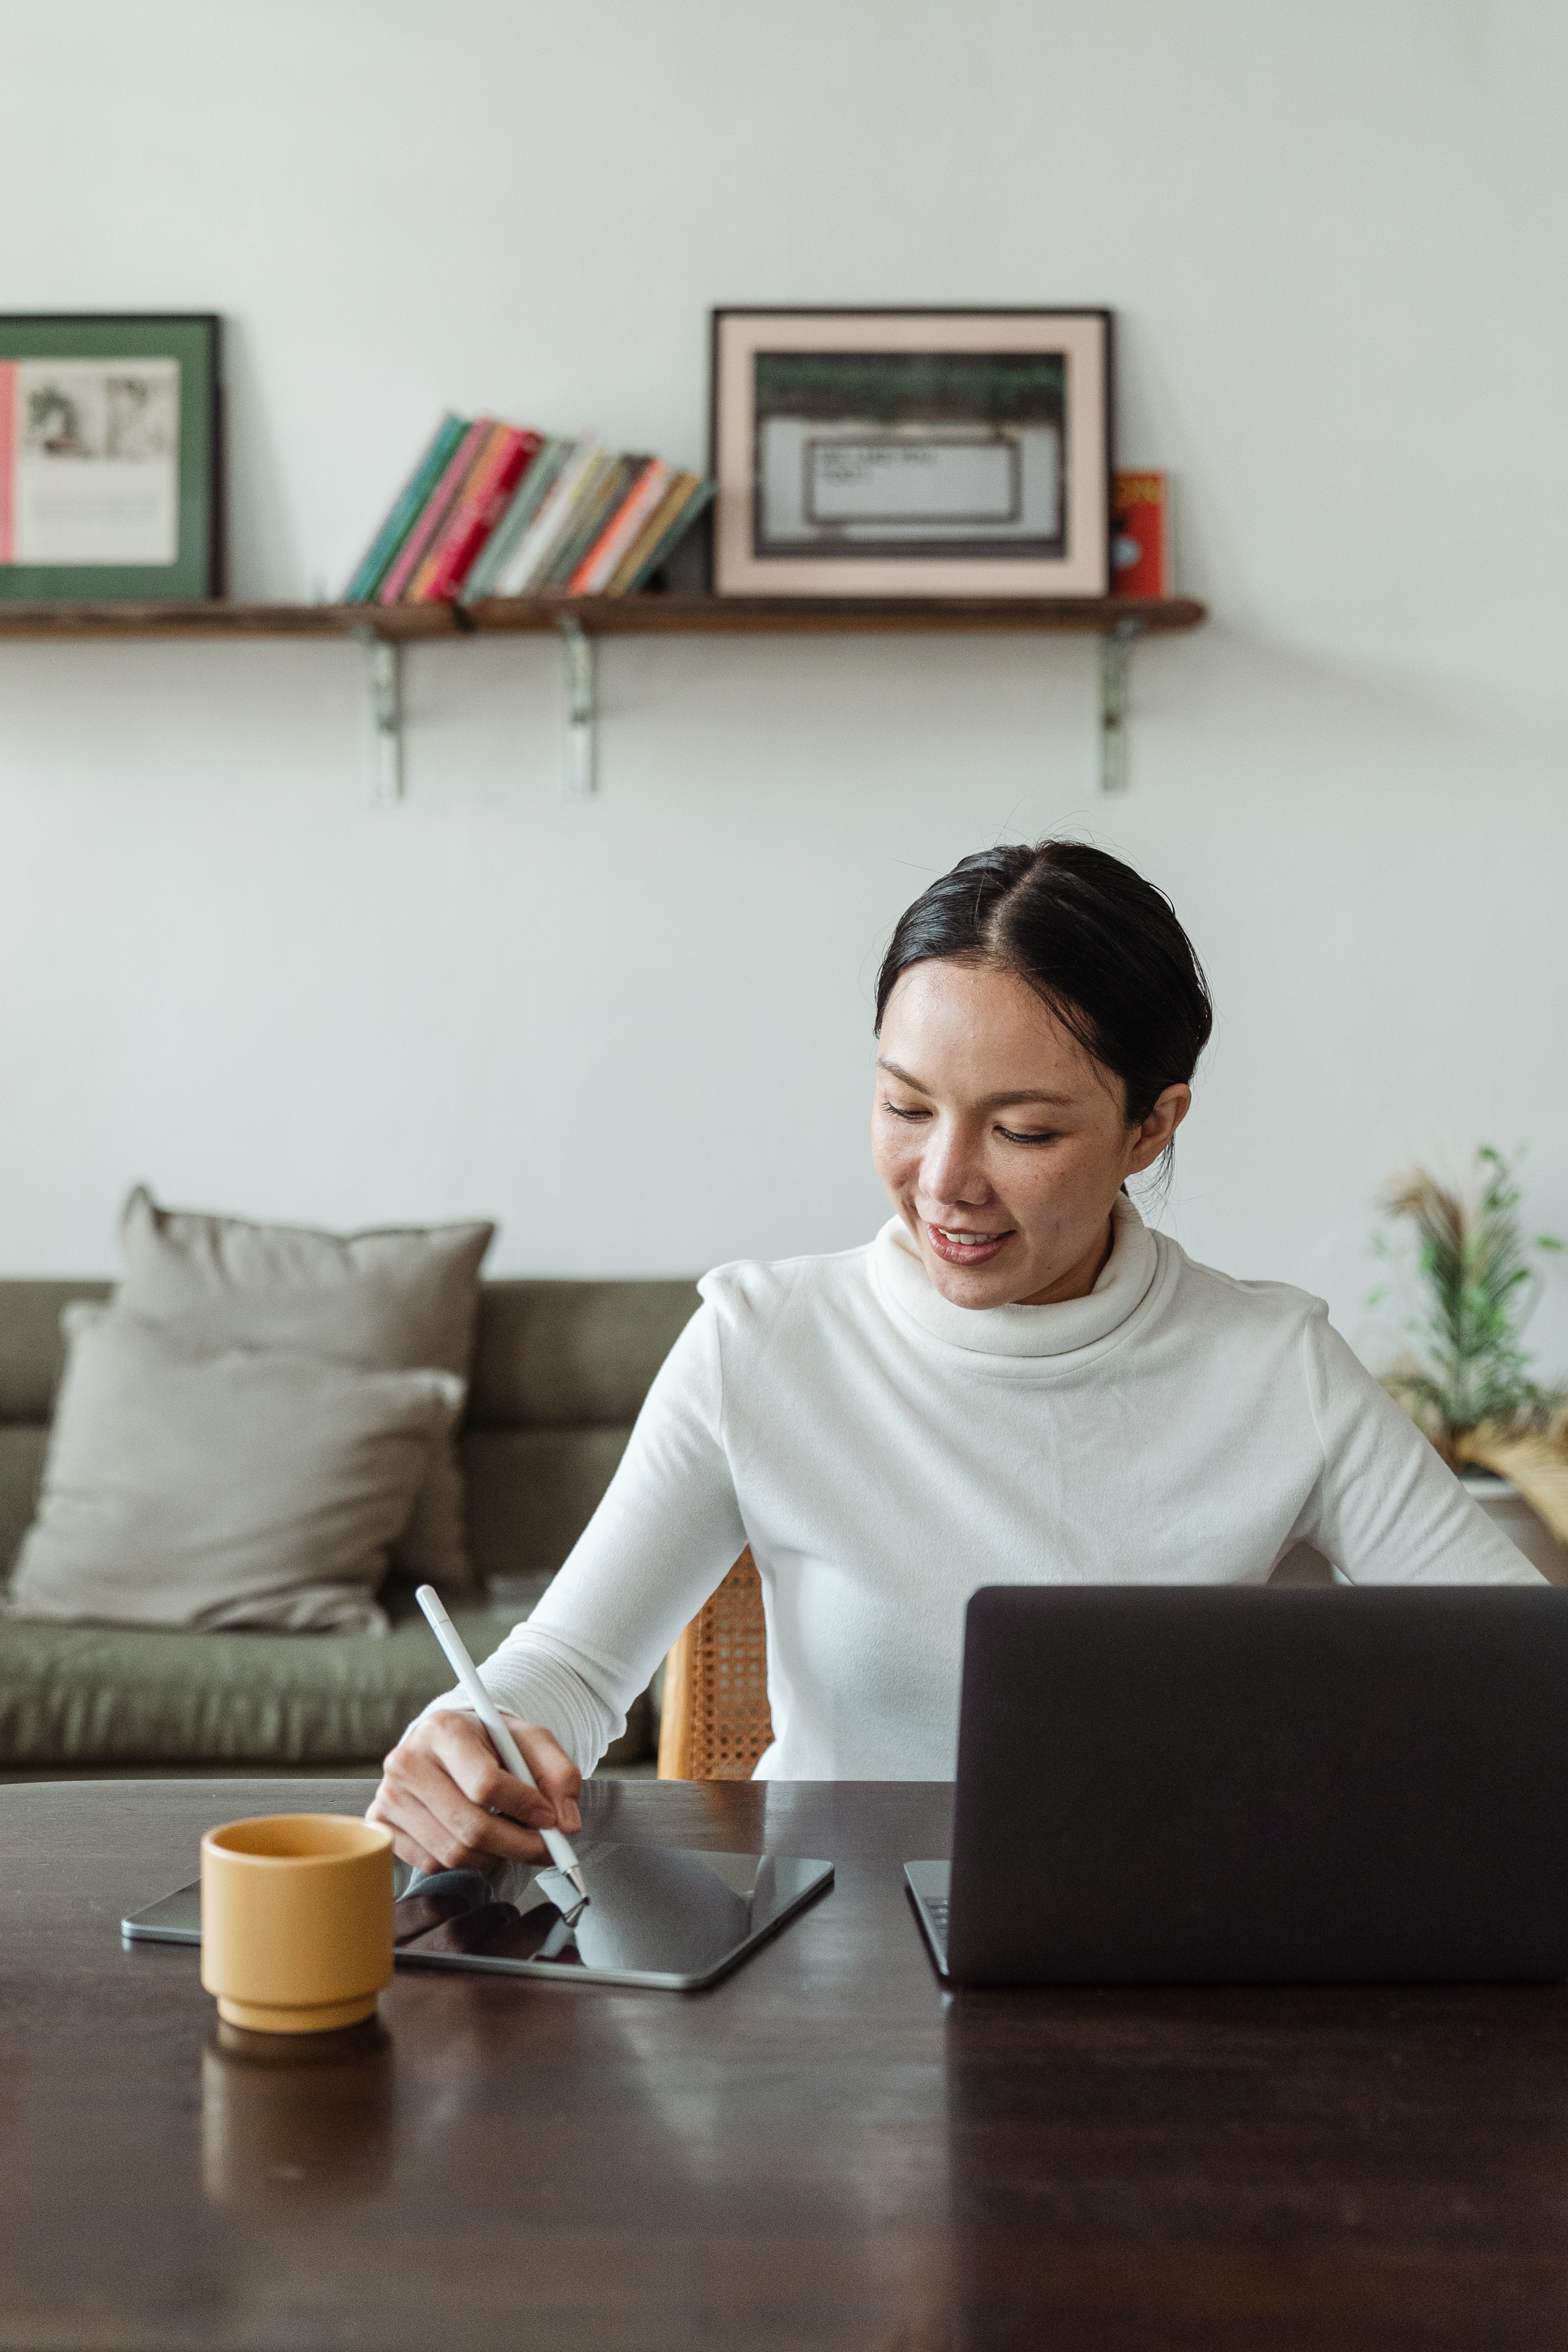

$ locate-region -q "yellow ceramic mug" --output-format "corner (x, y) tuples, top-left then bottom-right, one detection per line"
(200, 1814), (394, 2034)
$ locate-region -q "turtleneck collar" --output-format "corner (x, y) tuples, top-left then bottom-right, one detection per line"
(871, 1194), (1159, 1359)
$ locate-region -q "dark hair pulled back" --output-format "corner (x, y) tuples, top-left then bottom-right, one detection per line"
(874, 840), (1212, 1131)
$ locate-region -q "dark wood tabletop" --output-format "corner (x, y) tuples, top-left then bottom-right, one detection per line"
(2, 1776), (1567, 2352)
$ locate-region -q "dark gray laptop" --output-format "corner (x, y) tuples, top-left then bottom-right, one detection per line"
(906, 1584), (1568, 1987)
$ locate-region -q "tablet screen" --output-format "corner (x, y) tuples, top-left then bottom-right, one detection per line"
(123, 1844), (833, 1992)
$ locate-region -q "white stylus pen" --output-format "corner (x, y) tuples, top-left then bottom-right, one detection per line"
(415, 1583), (586, 1897)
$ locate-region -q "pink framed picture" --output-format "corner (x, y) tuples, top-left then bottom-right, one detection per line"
(711, 308), (1111, 599)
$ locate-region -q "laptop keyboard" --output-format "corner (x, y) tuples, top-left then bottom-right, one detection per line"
(904, 1864), (952, 1967)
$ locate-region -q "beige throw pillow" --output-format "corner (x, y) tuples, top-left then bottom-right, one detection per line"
(9, 1306), (463, 1634)
(117, 1188), (493, 1592)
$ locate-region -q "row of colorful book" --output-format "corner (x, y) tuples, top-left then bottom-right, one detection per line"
(343, 415), (714, 606)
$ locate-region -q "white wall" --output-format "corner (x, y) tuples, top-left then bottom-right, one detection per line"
(3, 0), (1566, 1375)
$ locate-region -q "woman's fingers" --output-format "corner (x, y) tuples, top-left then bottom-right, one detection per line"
(422, 1710), (582, 1837)
(505, 1718), (583, 1836)
(365, 1708), (582, 1873)
(363, 1757), (453, 1873)
(365, 1778), (454, 1875)
(374, 1740), (550, 1870)
(425, 1709), (557, 1827)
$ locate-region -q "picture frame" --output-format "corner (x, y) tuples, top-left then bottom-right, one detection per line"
(710, 307), (1111, 599)
(0, 313), (221, 602)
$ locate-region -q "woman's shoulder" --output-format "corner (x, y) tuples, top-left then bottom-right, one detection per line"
(697, 1239), (874, 1335)
(1160, 1237), (1330, 1341)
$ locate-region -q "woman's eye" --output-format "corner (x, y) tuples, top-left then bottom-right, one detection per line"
(883, 1100), (928, 1122)
(997, 1126), (1056, 1146)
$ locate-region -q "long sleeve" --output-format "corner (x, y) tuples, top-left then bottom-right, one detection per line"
(411, 1233), (1551, 1789)
(1295, 1307), (1543, 1586)
(418, 1299), (748, 1772)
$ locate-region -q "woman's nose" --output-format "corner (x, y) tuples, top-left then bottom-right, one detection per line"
(919, 1120), (993, 1208)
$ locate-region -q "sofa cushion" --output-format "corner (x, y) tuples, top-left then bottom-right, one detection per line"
(461, 1427), (641, 1582)
(117, 1189), (493, 1591)
(0, 1279), (112, 1422)
(1, 1279), (704, 1597)
(0, 1427), (47, 1591)
(468, 1279), (699, 1426)
(0, 1587), (650, 1768)
(0, 1283), (113, 1590)
(10, 1306), (461, 1634)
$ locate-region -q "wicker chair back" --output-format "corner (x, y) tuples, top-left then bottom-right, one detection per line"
(657, 1549), (774, 1779)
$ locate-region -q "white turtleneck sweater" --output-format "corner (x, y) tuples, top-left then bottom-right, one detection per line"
(426, 1203), (1537, 1779)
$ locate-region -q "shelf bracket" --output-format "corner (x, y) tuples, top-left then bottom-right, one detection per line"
(350, 626), (402, 806)
(1098, 617), (1143, 794)
(557, 615), (596, 798)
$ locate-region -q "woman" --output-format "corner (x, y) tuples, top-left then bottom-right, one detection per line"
(369, 840), (1536, 1872)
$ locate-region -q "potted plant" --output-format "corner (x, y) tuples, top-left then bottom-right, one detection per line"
(1371, 1147), (1568, 1562)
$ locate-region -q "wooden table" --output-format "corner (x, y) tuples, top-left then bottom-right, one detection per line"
(3, 1777), (1567, 2351)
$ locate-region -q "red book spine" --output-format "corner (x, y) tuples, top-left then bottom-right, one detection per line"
(417, 427), (541, 604)
(378, 417), (493, 604)
(406, 422), (508, 602)
(1111, 471), (1170, 598)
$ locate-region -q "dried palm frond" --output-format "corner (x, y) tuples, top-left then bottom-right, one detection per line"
(1371, 1146), (1564, 1447)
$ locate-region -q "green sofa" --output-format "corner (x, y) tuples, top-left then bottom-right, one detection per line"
(0, 1276), (699, 1780)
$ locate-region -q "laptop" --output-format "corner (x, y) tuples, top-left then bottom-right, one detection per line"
(905, 1584), (1568, 1987)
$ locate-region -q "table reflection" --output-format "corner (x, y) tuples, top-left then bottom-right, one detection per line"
(201, 2018), (395, 2208)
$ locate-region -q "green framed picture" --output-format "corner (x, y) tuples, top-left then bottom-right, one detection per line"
(0, 314), (220, 602)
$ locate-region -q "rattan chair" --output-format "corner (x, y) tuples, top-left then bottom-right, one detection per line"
(657, 1548), (774, 1779)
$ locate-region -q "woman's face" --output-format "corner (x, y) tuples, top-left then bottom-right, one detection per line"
(871, 958), (1190, 1309)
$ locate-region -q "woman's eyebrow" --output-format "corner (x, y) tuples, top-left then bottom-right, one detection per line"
(876, 1059), (1077, 1109)
(983, 1092), (1076, 1109)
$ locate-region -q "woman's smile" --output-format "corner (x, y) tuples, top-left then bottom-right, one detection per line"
(926, 1222), (1015, 1265)
(871, 957), (1189, 1309)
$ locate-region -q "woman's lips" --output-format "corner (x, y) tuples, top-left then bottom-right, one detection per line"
(926, 1222), (1013, 1267)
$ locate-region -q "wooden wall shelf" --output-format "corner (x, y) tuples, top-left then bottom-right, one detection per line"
(0, 593), (1207, 796)
(0, 592), (1203, 641)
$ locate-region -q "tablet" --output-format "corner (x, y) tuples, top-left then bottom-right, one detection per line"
(121, 1842), (834, 1992)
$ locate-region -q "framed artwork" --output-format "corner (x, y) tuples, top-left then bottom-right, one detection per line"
(0, 314), (221, 602)
(711, 307), (1111, 598)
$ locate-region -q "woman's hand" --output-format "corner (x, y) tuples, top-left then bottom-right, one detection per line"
(366, 1709), (582, 1874)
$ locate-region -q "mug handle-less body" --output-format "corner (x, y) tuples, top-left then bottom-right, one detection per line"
(201, 1815), (395, 2034)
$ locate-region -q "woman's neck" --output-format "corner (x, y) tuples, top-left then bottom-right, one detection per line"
(1015, 1213), (1116, 1308)
(874, 1199), (1160, 1362)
